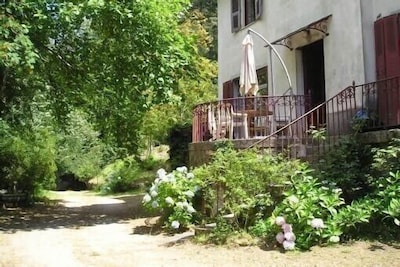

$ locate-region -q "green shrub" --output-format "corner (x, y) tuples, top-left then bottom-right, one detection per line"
(258, 168), (345, 250)
(315, 136), (374, 202)
(100, 157), (141, 194)
(0, 120), (57, 194)
(193, 143), (303, 231)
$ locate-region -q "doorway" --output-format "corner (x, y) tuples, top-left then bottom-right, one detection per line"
(301, 39), (326, 126)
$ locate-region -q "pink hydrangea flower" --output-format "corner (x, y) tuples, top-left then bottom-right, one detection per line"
(284, 232), (296, 242)
(281, 223), (293, 233)
(276, 232), (285, 244)
(283, 240), (295, 250)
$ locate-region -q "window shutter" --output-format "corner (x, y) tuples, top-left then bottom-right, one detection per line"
(255, 0), (263, 19)
(374, 18), (386, 80)
(223, 80), (234, 99)
(383, 14), (400, 78)
(231, 0), (241, 32)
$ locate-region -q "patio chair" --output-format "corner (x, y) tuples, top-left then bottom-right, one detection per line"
(214, 103), (249, 139)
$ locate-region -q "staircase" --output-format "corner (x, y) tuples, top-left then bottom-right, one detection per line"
(247, 76), (400, 161)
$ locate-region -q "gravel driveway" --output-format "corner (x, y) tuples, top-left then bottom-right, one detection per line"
(0, 191), (399, 267)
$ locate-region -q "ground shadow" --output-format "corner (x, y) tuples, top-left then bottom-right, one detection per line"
(0, 194), (157, 233)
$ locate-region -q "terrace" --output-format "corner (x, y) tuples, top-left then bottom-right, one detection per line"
(189, 76), (400, 166)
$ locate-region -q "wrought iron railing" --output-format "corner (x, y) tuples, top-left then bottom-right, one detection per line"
(247, 76), (400, 160)
(192, 95), (310, 143)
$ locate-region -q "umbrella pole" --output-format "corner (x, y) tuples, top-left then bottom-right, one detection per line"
(247, 28), (292, 90)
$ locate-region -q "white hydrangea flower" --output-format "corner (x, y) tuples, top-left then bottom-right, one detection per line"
(276, 232), (285, 244)
(184, 190), (194, 198)
(186, 172), (194, 179)
(166, 173), (176, 183)
(275, 216), (286, 226)
(287, 195), (299, 204)
(150, 190), (158, 197)
(283, 240), (295, 250)
(157, 168), (167, 179)
(165, 197), (174, 205)
(182, 201), (189, 208)
(176, 202), (184, 209)
(142, 194), (151, 203)
(150, 184), (157, 192)
(284, 232), (296, 242)
(171, 220), (180, 229)
(176, 166), (187, 173)
(311, 218), (325, 229)
(186, 205), (196, 213)
(151, 201), (159, 208)
(329, 236), (340, 243)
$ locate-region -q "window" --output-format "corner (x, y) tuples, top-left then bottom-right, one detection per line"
(231, 0), (263, 32)
(222, 66), (268, 99)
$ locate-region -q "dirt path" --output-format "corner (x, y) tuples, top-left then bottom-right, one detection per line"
(0, 191), (399, 267)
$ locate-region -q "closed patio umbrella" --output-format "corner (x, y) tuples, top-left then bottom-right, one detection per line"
(240, 34), (259, 96)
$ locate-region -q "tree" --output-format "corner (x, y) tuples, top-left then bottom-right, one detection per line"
(1, 0), (199, 156)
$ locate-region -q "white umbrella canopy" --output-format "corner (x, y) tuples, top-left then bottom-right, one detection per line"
(239, 34), (259, 96)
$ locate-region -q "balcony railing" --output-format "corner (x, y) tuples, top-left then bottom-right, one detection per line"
(192, 95), (310, 143)
(246, 76), (400, 160)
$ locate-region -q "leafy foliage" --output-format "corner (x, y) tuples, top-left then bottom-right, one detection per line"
(142, 167), (201, 230)
(56, 110), (106, 182)
(193, 143), (303, 229)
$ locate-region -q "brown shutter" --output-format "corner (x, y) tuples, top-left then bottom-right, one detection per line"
(231, 0), (241, 32)
(223, 80), (234, 99)
(374, 18), (386, 80)
(255, 0), (263, 20)
(383, 14), (400, 78)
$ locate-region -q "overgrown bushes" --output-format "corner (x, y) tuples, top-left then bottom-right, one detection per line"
(142, 139), (400, 251)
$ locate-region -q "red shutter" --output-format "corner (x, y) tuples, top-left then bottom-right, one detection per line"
(374, 18), (386, 80)
(383, 14), (400, 78)
(223, 80), (234, 99)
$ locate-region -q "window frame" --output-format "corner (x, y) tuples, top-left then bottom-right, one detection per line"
(231, 0), (263, 32)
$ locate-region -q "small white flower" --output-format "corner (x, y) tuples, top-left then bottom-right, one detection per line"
(283, 240), (296, 250)
(182, 201), (189, 208)
(184, 190), (194, 198)
(171, 220), (180, 229)
(151, 201), (159, 208)
(165, 197), (174, 205)
(186, 172), (194, 179)
(310, 218), (325, 229)
(329, 236), (340, 243)
(142, 194), (151, 203)
(276, 232), (285, 244)
(150, 184), (157, 192)
(193, 185), (200, 192)
(157, 168), (167, 179)
(281, 223), (293, 233)
(186, 205), (196, 213)
(284, 232), (296, 242)
(176, 202), (184, 209)
(176, 166), (188, 173)
(287, 195), (299, 204)
(150, 190), (158, 197)
(166, 173), (176, 183)
(154, 178), (161, 185)
(275, 216), (286, 226)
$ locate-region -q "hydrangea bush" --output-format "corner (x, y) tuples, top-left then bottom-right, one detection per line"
(142, 166), (201, 230)
(264, 169), (344, 250)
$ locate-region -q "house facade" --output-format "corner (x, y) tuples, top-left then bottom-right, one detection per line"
(218, 0), (400, 104)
